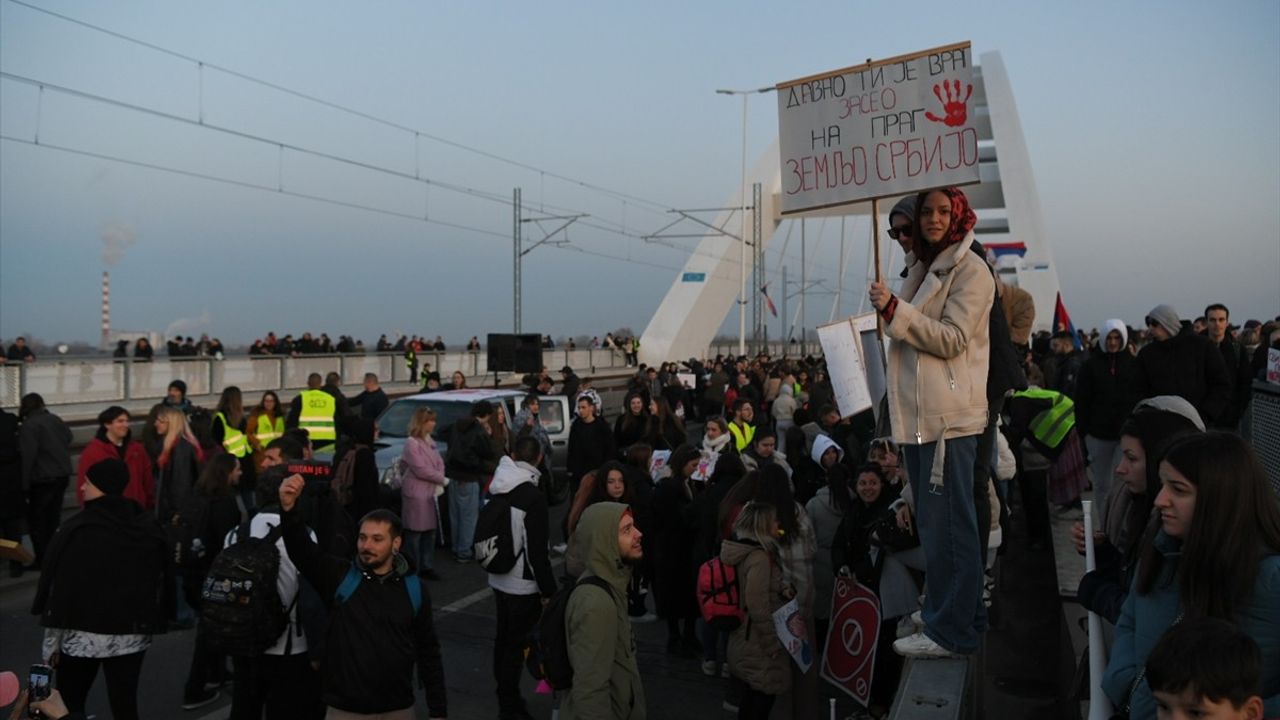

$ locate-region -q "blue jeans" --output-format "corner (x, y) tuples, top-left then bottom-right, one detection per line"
(903, 435), (987, 654)
(403, 529), (436, 573)
(449, 481), (480, 559)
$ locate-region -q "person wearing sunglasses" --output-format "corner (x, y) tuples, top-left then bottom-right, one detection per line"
(886, 196), (916, 280)
(867, 186), (993, 660)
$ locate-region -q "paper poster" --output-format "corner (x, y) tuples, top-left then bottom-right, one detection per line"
(677, 372), (697, 390)
(649, 450), (672, 481)
(691, 451), (719, 482)
(817, 315), (874, 417)
(776, 42), (980, 214)
(772, 597), (814, 673)
(820, 577), (881, 706)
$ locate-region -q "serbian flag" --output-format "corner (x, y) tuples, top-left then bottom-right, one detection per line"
(1054, 292), (1083, 351)
(984, 241), (1027, 259)
(761, 284), (778, 317)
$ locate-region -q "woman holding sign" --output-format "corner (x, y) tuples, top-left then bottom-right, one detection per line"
(868, 186), (993, 658)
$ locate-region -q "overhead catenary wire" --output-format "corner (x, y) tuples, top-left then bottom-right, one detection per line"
(3, 0), (847, 290)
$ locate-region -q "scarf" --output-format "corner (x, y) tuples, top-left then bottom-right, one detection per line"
(912, 186), (977, 268)
(702, 432), (731, 455)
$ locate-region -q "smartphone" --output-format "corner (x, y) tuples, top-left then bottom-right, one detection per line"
(28, 664), (52, 716)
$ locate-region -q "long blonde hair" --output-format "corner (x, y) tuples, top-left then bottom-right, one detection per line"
(733, 501), (780, 557)
(157, 406), (199, 468)
(407, 407), (437, 440)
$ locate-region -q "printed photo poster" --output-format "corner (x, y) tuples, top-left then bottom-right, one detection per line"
(777, 41), (980, 214)
(649, 449), (672, 482)
(821, 577), (882, 706)
(691, 452), (719, 483)
(772, 597), (814, 673)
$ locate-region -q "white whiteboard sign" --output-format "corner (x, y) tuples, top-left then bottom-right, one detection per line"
(817, 314), (876, 418)
(776, 42), (980, 215)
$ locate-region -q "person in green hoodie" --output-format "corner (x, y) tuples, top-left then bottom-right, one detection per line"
(563, 502), (647, 720)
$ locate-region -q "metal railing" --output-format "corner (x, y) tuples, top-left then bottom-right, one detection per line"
(0, 348), (633, 409)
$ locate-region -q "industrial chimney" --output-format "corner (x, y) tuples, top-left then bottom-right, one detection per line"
(101, 270), (111, 351)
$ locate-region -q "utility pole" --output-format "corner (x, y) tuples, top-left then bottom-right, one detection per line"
(513, 187), (522, 333)
(513, 186), (585, 334)
(800, 218), (806, 354)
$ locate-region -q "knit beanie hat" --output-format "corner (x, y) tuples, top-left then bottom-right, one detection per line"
(1146, 304), (1181, 338)
(86, 458), (130, 496)
(168, 379), (187, 395)
(888, 195), (916, 225)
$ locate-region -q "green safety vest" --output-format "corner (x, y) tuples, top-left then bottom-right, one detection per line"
(215, 412), (250, 458)
(298, 389), (338, 447)
(727, 422), (756, 453)
(1014, 388), (1075, 450)
(255, 413), (285, 450)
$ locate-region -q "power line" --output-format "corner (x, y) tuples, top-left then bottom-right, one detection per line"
(4, 0), (680, 217)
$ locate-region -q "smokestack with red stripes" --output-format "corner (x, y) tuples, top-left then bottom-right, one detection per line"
(101, 270), (111, 351)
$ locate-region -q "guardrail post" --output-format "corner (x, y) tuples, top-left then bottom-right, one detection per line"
(18, 362), (27, 399)
(123, 360), (132, 401)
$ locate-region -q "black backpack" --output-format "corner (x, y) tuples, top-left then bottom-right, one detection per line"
(528, 575), (613, 690)
(166, 495), (211, 571)
(473, 493), (524, 574)
(199, 522), (295, 656)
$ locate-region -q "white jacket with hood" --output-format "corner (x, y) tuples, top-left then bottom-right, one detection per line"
(486, 456), (557, 597)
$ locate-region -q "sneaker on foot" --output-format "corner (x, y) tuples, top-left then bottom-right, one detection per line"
(701, 660), (718, 676)
(892, 632), (959, 659)
(910, 609), (924, 629)
(181, 689), (220, 711)
(551, 542), (568, 554)
(895, 616), (916, 639)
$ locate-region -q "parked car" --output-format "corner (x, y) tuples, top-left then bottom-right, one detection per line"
(375, 389), (571, 504)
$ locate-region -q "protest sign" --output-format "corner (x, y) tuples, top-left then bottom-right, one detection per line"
(649, 449), (672, 481)
(776, 42), (980, 215)
(691, 452), (719, 482)
(817, 314), (876, 418)
(772, 597), (814, 673)
(820, 576), (881, 706)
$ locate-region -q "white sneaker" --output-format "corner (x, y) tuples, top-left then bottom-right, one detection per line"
(893, 632), (959, 659)
(701, 660), (718, 676)
(895, 616), (916, 639)
(910, 610), (924, 630)
(551, 542), (568, 555)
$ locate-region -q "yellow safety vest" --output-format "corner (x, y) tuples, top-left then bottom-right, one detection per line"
(215, 412), (250, 458)
(727, 422), (755, 453)
(254, 413), (285, 450)
(298, 389), (337, 448)
(1015, 388), (1075, 450)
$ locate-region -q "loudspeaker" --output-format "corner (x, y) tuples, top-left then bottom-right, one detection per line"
(487, 334), (543, 373)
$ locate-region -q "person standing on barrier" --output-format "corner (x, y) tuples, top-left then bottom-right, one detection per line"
(868, 186), (993, 659)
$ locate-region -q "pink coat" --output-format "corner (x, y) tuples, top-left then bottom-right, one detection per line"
(400, 436), (446, 532)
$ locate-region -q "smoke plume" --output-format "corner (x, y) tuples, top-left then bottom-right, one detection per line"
(101, 223), (137, 267)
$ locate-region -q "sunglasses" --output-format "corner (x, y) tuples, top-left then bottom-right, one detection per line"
(887, 225), (913, 240)
(870, 437), (899, 453)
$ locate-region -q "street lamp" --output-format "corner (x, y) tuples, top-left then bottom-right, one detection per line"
(716, 86), (774, 357)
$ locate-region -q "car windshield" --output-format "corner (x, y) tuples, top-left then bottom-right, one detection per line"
(377, 399), (476, 439)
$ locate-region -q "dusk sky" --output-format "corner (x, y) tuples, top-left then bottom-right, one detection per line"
(2, 0), (1277, 348)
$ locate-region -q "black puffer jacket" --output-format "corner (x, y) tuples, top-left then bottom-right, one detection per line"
(1134, 331), (1232, 426)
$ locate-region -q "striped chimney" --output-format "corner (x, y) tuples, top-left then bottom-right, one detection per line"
(101, 270), (111, 351)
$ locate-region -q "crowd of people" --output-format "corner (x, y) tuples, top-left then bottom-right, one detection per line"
(2, 184), (1277, 720)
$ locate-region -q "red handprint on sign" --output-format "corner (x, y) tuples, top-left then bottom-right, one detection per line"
(924, 79), (973, 127)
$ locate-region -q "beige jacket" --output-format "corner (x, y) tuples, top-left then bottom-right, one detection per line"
(885, 231), (993, 455)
